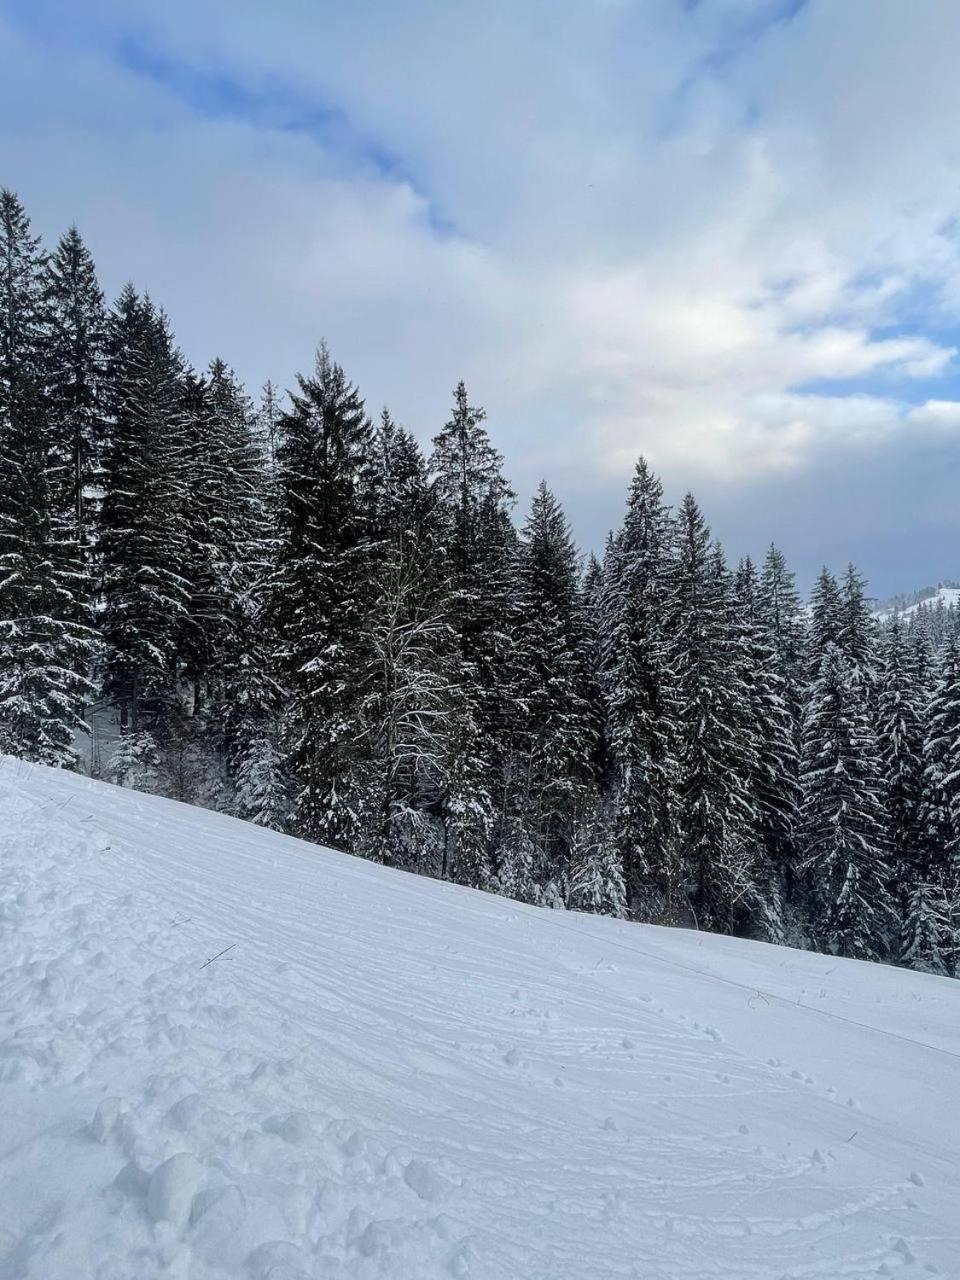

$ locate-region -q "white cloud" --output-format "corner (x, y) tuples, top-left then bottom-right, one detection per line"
(3, 0), (960, 580)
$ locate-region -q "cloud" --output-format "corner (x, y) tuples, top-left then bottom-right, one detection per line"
(2, 0), (960, 589)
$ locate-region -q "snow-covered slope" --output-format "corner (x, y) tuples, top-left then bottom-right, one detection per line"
(2, 762), (960, 1280)
(875, 584), (960, 621)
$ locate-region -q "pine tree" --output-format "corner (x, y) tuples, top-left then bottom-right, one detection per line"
(800, 643), (893, 960)
(359, 517), (469, 872)
(495, 815), (539, 904)
(0, 191), (93, 763)
(734, 557), (799, 940)
(921, 635), (960, 922)
(600, 459), (679, 914)
(429, 382), (515, 880)
(256, 378), (281, 473)
(807, 568), (843, 677)
(875, 618), (925, 939)
(671, 497), (756, 931)
(108, 729), (162, 793)
(758, 544), (805, 737)
(234, 736), (289, 830)
(838, 565), (876, 675)
(507, 483), (596, 887)
(46, 225), (107, 594)
(98, 288), (190, 731)
(568, 806), (627, 917)
(272, 345), (376, 846)
(179, 358), (272, 743)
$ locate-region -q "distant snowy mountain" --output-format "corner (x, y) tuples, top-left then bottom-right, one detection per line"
(874, 582), (960, 621)
(2, 760), (960, 1279)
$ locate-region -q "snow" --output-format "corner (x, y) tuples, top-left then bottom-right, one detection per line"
(2, 760), (960, 1279)
(874, 585), (960, 621)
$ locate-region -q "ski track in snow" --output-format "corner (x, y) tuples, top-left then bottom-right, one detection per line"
(1, 759), (960, 1279)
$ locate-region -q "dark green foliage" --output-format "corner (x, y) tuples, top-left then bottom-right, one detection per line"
(600, 459), (679, 913)
(272, 345), (376, 846)
(0, 191), (93, 763)
(671, 499), (757, 931)
(800, 644), (893, 960)
(98, 288), (190, 729)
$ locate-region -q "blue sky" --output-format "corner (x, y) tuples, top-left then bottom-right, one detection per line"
(2, 0), (960, 595)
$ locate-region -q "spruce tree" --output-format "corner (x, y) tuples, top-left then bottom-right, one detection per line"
(272, 345), (376, 846)
(758, 544), (805, 746)
(734, 557), (799, 940)
(507, 483), (596, 889)
(601, 459), (679, 914)
(568, 806), (627, 917)
(0, 190), (93, 763)
(800, 643), (893, 960)
(429, 382), (515, 884)
(98, 288), (190, 731)
(359, 417), (472, 872)
(46, 225), (107, 594)
(671, 498), (756, 931)
(807, 568), (843, 678)
(875, 618), (925, 944)
(920, 634), (960, 973)
(838, 564), (877, 677)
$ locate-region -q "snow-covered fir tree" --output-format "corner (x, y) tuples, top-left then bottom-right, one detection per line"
(918, 635), (960, 972)
(733, 557), (799, 941)
(429, 382), (515, 886)
(671, 497), (756, 931)
(800, 643), (894, 961)
(272, 345), (376, 846)
(568, 805), (627, 918)
(98, 288), (190, 733)
(0, 190), (93, 763)
(234, 736), (289, 830)
(506, 482), (596, 891)
(875, 617), (926, 948)
(600, 459), (679, 915)
(46, 225), (107, 598)
(358, 421), (469, 872)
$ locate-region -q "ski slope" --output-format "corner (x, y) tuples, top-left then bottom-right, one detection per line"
(2, 761), (959, 1280)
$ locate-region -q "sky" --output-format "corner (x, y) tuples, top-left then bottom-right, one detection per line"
(2, 0), (960, 596)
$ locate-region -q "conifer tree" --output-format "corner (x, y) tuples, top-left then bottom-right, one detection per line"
(922, 635), (960, 878)
(838, 563), (879, 686)
(99, 288), (190, 731)
(671, 498), (756, 930)
(734, 557), (799, 939)
(179, 358), (271, 739)
(807, 568), (843, 677)
(272, 345), (376, 846)
(46, 225), (107, 591)
(212, 363), (281, 775)
(875, 618), (925, 930)
(257, 378), (281, 473)
(0, 190), (93, 763)
(758, 544), (805, 733)
(359, 421), (473, 872)
(601, 459), (679, 913)
(507, 483), (596, 885)
(568, 806), (627, 917)
(234, 736), (289, 830)
(800, 643), (893, 960)
(429, 382), (516, 882)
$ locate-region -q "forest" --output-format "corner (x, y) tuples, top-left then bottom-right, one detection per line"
(2, 186), (959, 974)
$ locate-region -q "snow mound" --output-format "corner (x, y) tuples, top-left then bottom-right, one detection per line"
(2, 759), (960, 1278)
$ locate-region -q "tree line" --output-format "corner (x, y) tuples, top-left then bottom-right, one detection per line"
(2, 187), (959, 972)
